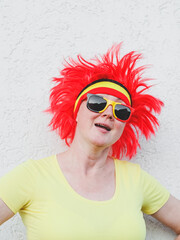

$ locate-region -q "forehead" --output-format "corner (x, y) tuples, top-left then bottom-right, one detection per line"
(96, 93), (125, 103)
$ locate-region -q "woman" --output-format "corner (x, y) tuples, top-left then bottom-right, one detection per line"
(0, 44), (180, 240)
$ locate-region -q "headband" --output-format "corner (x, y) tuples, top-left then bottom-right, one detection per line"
(74, 79), (132, 117)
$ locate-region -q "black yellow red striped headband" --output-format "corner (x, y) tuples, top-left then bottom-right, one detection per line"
(74, 79), (132, 117)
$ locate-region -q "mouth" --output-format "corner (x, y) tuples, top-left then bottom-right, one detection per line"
(94, 123), (111, 131)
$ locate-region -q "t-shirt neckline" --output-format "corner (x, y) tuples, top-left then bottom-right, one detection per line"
(53, 154), (120, 204)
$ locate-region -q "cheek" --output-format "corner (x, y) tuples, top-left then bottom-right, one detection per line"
(76, 102), (97, 127)
(114, 122), (126, 139)
(76, 101), (99, 122)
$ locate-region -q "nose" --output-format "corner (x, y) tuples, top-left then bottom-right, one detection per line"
(101, 104), (114, 120)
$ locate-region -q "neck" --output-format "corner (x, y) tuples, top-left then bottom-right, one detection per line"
(60, 134), (112, 175)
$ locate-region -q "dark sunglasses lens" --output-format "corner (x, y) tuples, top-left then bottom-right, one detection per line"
(87, 95), (107, 112)
(115, 105), (131, 120)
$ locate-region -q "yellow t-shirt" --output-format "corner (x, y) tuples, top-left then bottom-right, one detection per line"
(0, 155), (169, 240)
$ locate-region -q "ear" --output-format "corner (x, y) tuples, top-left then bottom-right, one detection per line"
(76, 111), (79, 122)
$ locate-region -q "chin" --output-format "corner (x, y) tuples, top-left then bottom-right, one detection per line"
(89, 136), (113, 148)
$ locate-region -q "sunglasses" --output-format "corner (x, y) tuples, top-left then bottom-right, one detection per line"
(87, 94), (134, 122)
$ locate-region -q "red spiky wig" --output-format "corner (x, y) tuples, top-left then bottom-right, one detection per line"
(47, 44), (163, 159)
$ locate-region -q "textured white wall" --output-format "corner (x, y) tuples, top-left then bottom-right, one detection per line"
(0, 0), (179, 239)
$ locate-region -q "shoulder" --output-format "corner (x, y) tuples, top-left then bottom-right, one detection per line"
(27, 155), (56, 168)
(114, 159), (144, 187)
(20, 155), (57, 176)
(115, 159), (141, 175)
(0, 155), (57, 181)
(114, 159), (163, 186)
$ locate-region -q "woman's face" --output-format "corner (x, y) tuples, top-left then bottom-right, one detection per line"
(75, 94), (126, 148)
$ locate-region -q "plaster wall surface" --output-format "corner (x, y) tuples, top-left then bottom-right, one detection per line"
(0, 0), (179, 239)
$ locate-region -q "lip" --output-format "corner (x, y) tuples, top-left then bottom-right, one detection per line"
(94, 122), (112, 132)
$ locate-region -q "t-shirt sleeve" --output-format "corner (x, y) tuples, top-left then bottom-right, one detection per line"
(0, 160), (35, 214)
(140, 168), (170, 215)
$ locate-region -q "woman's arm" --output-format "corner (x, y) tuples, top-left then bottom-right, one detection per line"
(0, 198), (14, 225)
(152, 195), (180, 238)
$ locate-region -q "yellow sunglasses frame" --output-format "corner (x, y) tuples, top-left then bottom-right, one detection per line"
(87, 94), (134, 122)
